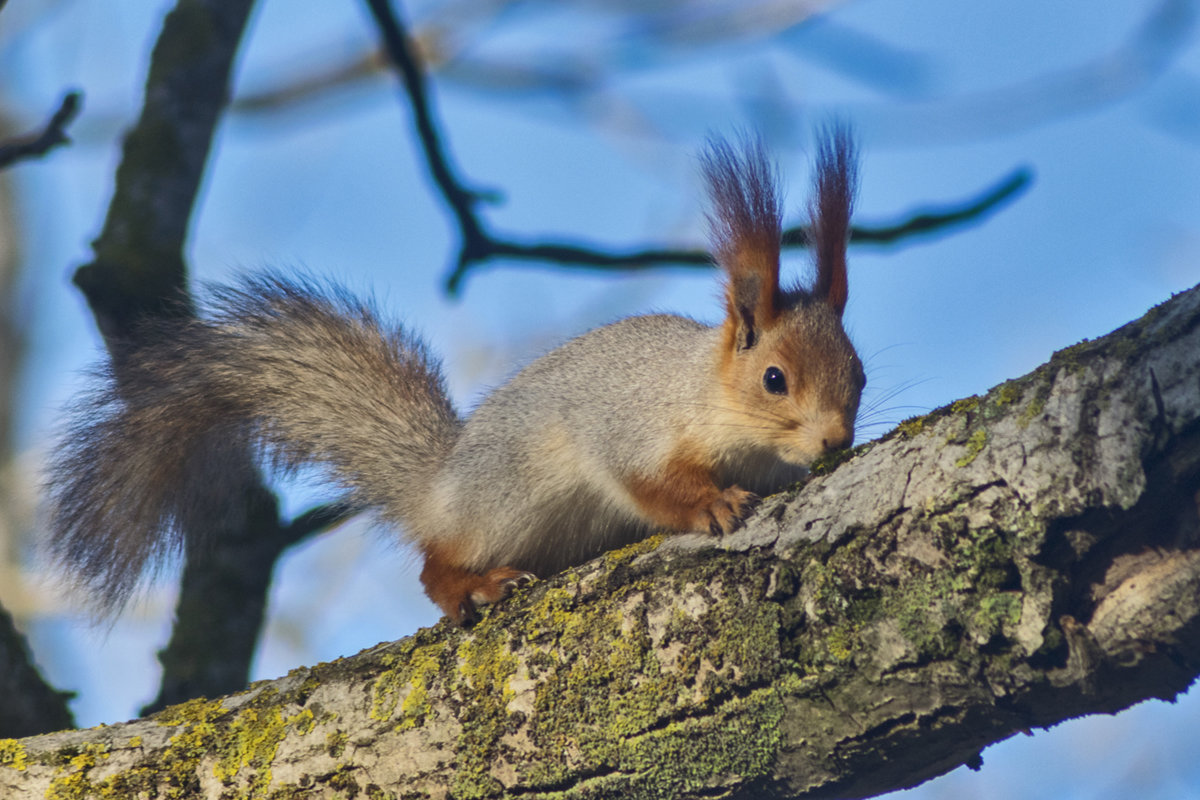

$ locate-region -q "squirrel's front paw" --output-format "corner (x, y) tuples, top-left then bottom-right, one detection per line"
(701, 487), (760, 535)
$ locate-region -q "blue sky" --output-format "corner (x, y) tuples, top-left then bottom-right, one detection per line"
(2, 0), (1199, 797)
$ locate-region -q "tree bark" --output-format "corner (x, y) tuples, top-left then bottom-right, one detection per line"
(4, 281), (1198, 799)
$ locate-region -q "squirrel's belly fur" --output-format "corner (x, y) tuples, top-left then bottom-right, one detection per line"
(46, 129), (863, 624)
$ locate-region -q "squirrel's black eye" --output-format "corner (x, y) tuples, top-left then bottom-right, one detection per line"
(763, 366), (788, 395)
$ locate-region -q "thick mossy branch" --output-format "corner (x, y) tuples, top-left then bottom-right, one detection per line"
(5, 283), (1199, 799)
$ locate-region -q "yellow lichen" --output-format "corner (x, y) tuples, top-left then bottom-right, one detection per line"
(290, 707), (315, 736)
(955, 429), (988, 467)
(326, 730), (347, 759)
(895, 416), (927, 439)
(0, 738), (28, 771)
(396, 642), (447, 730)
(825, 628), (854, 662)
(524, 585), (581, 641)
(45, 743), (111, 800)
(154, 696), (227, 728)
(950, 396), (979, 414)
(212, 694), (317, 792)
(1018, 394), (1047, 428)
(605, 534), (665, 566)
(214, 706), (283, 789)
(994, 382), (1021, 406)
(370, 666), (405, 722)
(30, 672), (326, 800)
(451, 620), (523, 798)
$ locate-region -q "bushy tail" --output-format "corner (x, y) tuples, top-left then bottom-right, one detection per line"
(46, 275), (461, 612)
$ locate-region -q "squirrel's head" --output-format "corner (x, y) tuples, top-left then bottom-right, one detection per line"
(703, 128), (863, 466)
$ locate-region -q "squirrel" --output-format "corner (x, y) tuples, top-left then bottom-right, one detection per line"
(45, 129), (863, 625)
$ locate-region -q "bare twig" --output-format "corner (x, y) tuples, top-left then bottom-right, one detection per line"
(364, 0), (1032, 297)
(280, 500), (362, 547)
(439, 166), (1033, 293)
(796, 165), (1033, 247)
(363, 0), (495, 235)
(0, 92), (82, 171)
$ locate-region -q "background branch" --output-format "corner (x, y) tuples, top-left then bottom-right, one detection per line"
(0, 92), (81, 171)
(0, 604), (73, 739)
(0, 74), (79, 743)
(363, 0), (1031, 296)
(279, 500), (363, 548)
(444, 165), (1033, 293)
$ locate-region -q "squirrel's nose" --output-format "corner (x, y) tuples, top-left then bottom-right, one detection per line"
(820, 423), (854, 452)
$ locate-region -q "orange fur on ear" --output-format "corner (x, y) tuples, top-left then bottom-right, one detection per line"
(701, 136), (784, 351)
(809, 127), (858, 316)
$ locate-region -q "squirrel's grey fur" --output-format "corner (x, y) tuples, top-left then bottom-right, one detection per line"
(46, 129), (862, 621)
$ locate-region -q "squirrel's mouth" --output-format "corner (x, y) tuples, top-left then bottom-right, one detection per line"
(774, 426), (853, 467)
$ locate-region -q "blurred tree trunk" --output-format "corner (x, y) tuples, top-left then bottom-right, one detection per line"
(3, 281), (1197, 800)
(68, 0), (293, 715)
(0, 120), (27, 618)
(0, 110), (75, 738)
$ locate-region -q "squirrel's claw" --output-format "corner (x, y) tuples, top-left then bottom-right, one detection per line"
(422, 547), (538, 625)
(457, 599), (481, 627)
(705, 487), (760, 536)
(478, 569), (537, 602)
(454, 567), (536, 626)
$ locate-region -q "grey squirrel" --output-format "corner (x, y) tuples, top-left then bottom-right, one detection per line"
(46, 130), (863, 625)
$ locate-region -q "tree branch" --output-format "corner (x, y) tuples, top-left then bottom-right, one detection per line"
(279, 500), (361, 548)
(0, 92), (81, 171)
(440, 166), (1033, 293)
(8, 282), (1198, 798)
(363, 0), (1032, 298)
(0, 606), (73, 739)
(75, 1), (255, 338)
(363, 0), (495, 234)
(437, 164), (1032, 297)
(833, 165), (1032, 246)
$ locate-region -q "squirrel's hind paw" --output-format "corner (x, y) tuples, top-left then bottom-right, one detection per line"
(471, 567), (536, 605)
(420, 548), (536, 625)
(459, 568), (537, 625)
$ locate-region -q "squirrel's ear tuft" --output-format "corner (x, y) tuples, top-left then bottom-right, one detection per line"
(701, 134), (783, 351)
(809, 125), (858, 317)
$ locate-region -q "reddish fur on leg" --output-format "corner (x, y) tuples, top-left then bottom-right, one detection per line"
(626, 446), (758, 535)
(419, 544), (535, 624)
